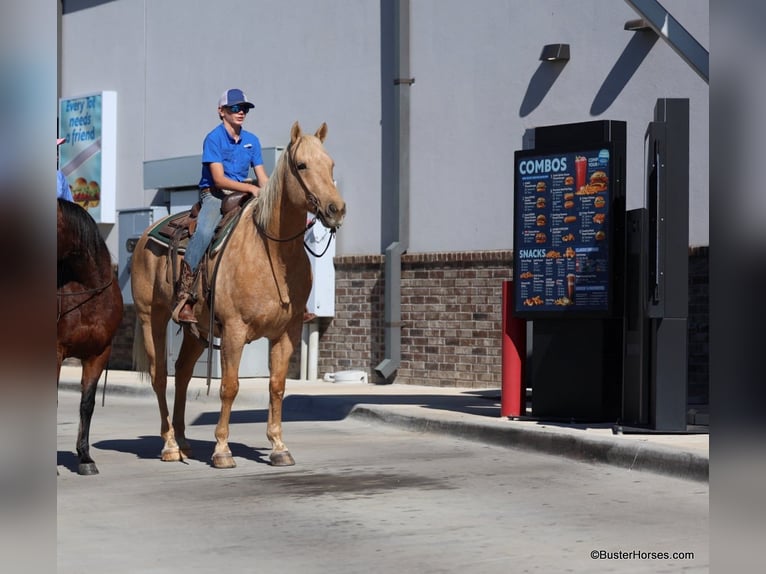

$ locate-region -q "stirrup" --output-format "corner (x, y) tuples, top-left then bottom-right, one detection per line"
(172, 296), (197, 325)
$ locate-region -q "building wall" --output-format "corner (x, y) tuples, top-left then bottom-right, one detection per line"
(61, 0), (708, 259)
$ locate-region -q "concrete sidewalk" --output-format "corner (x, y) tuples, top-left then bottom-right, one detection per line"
(58, 365), (709, 482)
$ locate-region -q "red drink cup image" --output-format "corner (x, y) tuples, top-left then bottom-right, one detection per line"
(566, 273), (576, 301)
(575, 156), (587, 191)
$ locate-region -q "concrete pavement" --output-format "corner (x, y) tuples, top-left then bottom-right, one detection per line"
(58, 365), (708, 482)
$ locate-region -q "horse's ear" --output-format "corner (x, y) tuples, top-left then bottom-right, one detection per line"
(315, 122), (328, 143)
(290, 121), (302, 145)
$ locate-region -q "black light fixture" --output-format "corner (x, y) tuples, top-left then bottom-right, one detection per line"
(624, 18), (653, 31)
(539, 43), (570, 62)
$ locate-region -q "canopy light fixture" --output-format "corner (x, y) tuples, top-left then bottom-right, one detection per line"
(539, 43), (570, 62)
(624, 18), (653, 31)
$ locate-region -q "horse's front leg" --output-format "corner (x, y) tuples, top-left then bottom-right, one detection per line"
(76, 347), (110, 475)
(211, 331), (245, 469)
(267, 330), (298, 467)
(171, 329), (206, 459)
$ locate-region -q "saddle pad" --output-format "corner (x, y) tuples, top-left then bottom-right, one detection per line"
(146, 212), (189, 252)
(145, 209), (244, 254)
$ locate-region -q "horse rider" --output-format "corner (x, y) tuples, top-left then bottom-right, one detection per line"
(173, 88), (269, 324)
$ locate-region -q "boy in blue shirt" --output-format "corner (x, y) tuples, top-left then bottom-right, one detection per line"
(173, 88), (269, 325)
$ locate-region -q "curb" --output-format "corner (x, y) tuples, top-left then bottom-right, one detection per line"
(347, 405), (709, 483)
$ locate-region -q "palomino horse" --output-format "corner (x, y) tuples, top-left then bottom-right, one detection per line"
(131, 122), (346, 468)
(57, 198), (124, 475)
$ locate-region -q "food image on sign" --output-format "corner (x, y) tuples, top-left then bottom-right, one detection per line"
(72, 178), (101, 208)
(523, 295), (544, 306)
(514, 147), (612, 314)
(588, 170), (608, 191)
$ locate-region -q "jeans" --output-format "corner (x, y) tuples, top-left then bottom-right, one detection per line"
(184, 190), (222, 271)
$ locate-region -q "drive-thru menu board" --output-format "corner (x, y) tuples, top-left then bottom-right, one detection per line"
(513, 146), (614, 317)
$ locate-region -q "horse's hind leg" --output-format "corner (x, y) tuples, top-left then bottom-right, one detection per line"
(76, 346), (111, 475)
(267, 331), (298, 467)
(140, 310), (183, 461)
(171, 329), (206, 458)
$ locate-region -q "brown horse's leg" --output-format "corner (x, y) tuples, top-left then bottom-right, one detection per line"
(267, 329), (298, 466)
(211, 330), (245, 469)
(76, 346), (111, 476)
(171, 330), (206, 458)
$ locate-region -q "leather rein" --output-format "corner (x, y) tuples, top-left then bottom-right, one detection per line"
(56, 276), (114, 322)
(254, 137), (336, 258)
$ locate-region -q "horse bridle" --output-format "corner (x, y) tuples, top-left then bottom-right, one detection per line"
(254, 136), (336, 257)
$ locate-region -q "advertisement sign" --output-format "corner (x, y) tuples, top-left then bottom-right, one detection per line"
(58, 91), (117, 223)
(513, 145), (615, 317)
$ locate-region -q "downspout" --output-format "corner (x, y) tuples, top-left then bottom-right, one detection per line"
(376, 0), (411, 380)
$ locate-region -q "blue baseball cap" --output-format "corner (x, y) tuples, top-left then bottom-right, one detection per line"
(218, 88), (254, 109)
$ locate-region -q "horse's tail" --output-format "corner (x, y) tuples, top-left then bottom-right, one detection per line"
(132, 318), (150, 379)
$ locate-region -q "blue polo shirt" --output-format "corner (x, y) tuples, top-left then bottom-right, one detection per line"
(198, 123), (264, 190)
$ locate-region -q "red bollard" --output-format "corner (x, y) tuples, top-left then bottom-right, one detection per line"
(501, 280), (526, 418)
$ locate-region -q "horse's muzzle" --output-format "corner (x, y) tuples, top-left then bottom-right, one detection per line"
(321, 201), (346, 229)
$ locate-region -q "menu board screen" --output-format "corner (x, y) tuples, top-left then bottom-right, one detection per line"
(513, 146), (614, 317)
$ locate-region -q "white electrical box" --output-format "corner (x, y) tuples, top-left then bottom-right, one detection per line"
(167, 330), (269, 379)
(118, 206), (169, 305)
(305, 219), (336, 317)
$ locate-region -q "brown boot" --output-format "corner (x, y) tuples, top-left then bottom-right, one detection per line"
(172, 260), (198, 324)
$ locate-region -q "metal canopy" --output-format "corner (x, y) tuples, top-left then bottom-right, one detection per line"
(624, 0), (709, 83)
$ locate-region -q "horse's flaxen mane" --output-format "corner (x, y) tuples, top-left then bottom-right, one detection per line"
(254, 145), (288, 229)
(58, 198), (108, 262)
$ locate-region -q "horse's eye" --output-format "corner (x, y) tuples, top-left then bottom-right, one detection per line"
(297, 162), (307, 170)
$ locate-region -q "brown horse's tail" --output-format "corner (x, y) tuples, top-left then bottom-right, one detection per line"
(132, 319), (150, 379)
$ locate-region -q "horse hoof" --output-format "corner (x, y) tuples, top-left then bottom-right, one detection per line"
(77, 462), (99, 476)
(270, 451), (295, 467)
(161, 448), (182, 462)
(212, 453), (236, 469)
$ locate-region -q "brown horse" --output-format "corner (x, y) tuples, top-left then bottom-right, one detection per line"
(131, 122), (346, 468)
(57, 198), (124, 475)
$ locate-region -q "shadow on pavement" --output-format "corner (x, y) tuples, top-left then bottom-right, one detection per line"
(189, 390), (502, 427)
(85, 436), (273, 467)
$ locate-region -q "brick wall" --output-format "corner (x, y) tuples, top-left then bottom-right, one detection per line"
(318, 251), (513, 388)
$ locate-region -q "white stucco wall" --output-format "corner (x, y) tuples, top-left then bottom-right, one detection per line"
(60, 0), (708, 259)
